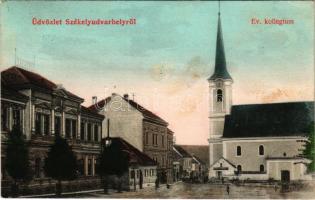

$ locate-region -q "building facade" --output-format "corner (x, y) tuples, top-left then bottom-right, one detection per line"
(89, 93), (174, 184)
(1, 66), (104, 195)
(208, 13), (313, 181)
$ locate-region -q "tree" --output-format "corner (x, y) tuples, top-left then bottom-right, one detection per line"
(303, 123), (315, 172)
(98, 139), (129, 193)
(44, 136), (77, 197)
(5, 126), (32, 197)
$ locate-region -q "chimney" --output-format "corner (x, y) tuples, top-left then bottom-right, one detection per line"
(123, 94), (129, 99)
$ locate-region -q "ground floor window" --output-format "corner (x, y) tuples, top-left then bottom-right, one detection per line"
(35, 158), (41, 178)
(88, 159), (92, 176)
(12, 109), (21, 130)
(1, 106), (8, 131)
(43, 114), (50, 135)
(55, 116), (61, 136)
(78, 159), (84, 175)
(260, 165), (264, 172)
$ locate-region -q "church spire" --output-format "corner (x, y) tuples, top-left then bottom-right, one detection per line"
(208, 10), (232, 81)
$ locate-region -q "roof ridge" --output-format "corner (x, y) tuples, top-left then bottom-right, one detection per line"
(11, 66), (30, 83)
(233, 101), (314, 107)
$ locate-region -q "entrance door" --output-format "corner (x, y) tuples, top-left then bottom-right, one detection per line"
(216, 171), (222, 179)
(281, 170), (290, 182)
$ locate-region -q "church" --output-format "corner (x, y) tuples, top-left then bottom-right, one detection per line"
(208, 12), (314, 182)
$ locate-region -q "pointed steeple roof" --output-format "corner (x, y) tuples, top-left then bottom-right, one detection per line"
(208, 13), (232, 81)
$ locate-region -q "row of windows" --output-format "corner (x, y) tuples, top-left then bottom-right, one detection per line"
(34, 157), (97, 178)
(236, 145), (264, 156)
(144, 126), (165, 133)
(34, 112), (101, 142)
(145, 132), (166, 148)
(130, 169), (156, 179)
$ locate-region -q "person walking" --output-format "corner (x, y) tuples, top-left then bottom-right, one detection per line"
(226, 184), (230, 195)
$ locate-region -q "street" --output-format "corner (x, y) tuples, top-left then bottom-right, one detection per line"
(71, 182), (315, 199)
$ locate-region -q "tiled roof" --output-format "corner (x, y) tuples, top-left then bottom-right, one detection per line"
(81, 106), (104, 119)
(173, 145), (192, 158)
(223, 101), (314, 138)
(1, 85), (29, 103)
(89, 95), (168, 125)
(192, 155), (205, 165)
(167, 128), (174, 135)
(103, 137), (157, 166)
(180, 145), (209, 166)
(1, 66), (83, 101)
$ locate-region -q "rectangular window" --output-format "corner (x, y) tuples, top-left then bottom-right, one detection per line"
(88, 159), (92, 176)
(72, 120), (77, 139)
(65, 119), (71, 138)
(152, 133), (155, 145)
(162, 135), (164, 147)
(80, 122), (85, 140)
(1, 107), (8, 131)
(43, 114), (50, 135)
(155, 135), (158, 146)
(94, 125), (98, 141)
(12, 109), (21, 130)
(78, 159), (84, 175)
(87, 123), (92, 141)
(55, 116), (61, 136)
(35, 113), (41, 135)
(145, 132), (149, 145)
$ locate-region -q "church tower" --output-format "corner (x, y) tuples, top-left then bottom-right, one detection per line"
(208, 11), (233, 167)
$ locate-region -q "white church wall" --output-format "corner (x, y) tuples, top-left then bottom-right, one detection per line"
(267, 161), (311, 181)
(223, 137), (304, 172)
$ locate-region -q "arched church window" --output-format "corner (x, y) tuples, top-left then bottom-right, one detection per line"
(260, 165), (264, 172)
(259, 145), (264, 155)
(236, 146), (241, 156)
(217, 89), (223, 102)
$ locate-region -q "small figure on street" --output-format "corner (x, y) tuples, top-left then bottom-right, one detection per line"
(226, 184), (230, 195)
(155, 178), (159, 190)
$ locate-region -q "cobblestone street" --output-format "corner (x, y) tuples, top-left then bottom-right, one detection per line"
(74, 182), (315, 199)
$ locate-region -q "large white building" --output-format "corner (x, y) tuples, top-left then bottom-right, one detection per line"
(208, 12), (313, 182)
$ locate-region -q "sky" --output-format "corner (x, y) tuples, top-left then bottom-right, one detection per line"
(0, 1), (314, 145)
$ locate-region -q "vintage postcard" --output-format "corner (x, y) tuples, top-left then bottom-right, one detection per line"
(0, 0), (314, 199)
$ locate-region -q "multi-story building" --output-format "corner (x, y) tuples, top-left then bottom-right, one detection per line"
(89, 93), (174, 183)
(1, 66), (104, 195)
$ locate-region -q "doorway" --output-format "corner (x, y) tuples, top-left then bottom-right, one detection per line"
(281, 170), (290, 182)
(216, 171), (222, 179)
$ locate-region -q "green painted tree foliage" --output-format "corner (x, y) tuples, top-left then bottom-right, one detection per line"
(5, 126), (32, 196)
(44, 136), (77, 196)
(303, 123), (315, 172)
(98, 139), (129, 193)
